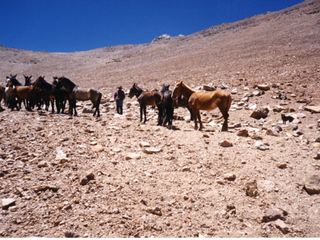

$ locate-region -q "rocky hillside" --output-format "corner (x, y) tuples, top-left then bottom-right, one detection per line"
(1, 0), (320, 238)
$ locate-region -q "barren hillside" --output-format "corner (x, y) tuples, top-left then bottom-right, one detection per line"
(1, 0), (320, 238)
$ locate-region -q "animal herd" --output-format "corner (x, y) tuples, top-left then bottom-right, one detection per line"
(0, 75), (233, 132)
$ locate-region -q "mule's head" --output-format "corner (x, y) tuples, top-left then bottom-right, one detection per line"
(161, 84), (170, 93)
(24, 75), (32, 85)
(128, 83), (137, 98)
(172, 81), (183, 100)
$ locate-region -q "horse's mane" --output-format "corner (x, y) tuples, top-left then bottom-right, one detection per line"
(180, 81), (195, 93)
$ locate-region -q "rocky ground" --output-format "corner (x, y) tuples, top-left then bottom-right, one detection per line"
(1, 0), (320, 238)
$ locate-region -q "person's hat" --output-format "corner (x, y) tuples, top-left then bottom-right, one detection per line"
(118, 86), (122, 89)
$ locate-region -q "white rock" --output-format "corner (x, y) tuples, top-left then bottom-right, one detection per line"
(125, 152), (141, 160)
(255, 141), (269, 150)
(2, 198), (16, 209)
(143, 147), (162, 154)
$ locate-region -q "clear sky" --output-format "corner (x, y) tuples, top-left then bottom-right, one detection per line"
(0, 0), (303, 53)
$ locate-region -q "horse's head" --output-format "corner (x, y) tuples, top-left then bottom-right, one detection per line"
(6, 74), (21, 87)
(128, 83), (137, 98)
(172, 81), (183, 100)
(56, 77), (75, 93)
(52, 77), (58, 86)
(161, 84), (170, 93)
(24, 75), (33, 86)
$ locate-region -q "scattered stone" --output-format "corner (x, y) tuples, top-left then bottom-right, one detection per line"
(2, 198), (16, 210)
(248, 103), (257, 110)
(293, 129), (303, 137)
(82, 106), (93, 114)
(273, 105), (286, 112)
(122, 214), (132, 220)
(139, 142), (151, 148)
(113, 208), (120, 214)
(64, 231), (79, 238)
(281, 114), (294, 123)
(231, 88), (237, 94)
(262, 209), (282, 222)
(146, 206), (162, 216)
(34, 185), (59, 193)
(223, 173), (236, 181)
(278, 93), (287, 100)
(219, 140), (233, 147)
(182, 166), (191, 172)
(275, 219), (289, 234)
(219, 83), (229, 89)
(304, 105), (320, 113)
(250, 108), (269, 119)
(256, 84), (270, 90)
(277, 163), (287, 169)
(80, 173), (95, 186)
(92, 144), (104, 152)
(251, 134), (263, 140)
(252, 90), (261, 96)
(266, 129), (279, 137)
(237, 129), (249, 137)
(303, 175), (320, 194)
(125, 152), (141, 160)
(143, 147), (162, 154)
(55, 149), (69, 161)
(246, 180), (258, 197)
(255, 141), (269, 151)
(203, 84), (216, 91)
(37, 161), (48, 168)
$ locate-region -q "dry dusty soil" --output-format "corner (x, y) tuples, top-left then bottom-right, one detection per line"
(1, 0), (320, 238)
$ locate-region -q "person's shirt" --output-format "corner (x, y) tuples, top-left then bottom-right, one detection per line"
(114, 90), (125, 101)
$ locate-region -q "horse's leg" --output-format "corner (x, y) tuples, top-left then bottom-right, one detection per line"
(187, 106), (194, 121)
(73, 100), (77, 116)
(192, 108), (199, 130)
(197, 110), (203, 131)
(143, 106), (147, 123)
(218, 107), (229, 132)
(157, 104), (163, 125)
(140, 105), (143, 122)
(217, 98), (230, 132)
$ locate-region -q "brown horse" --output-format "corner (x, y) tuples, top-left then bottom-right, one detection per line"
(128, 83), (162, 124)
(172, 81), (232, 131)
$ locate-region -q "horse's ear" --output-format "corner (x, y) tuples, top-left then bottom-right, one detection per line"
(14, 74), (17, 77)
(30, 75), (32, 78)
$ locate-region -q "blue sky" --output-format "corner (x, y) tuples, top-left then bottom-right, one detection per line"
(0, 0), (303, 53)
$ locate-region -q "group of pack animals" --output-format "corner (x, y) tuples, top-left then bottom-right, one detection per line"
(0, 74), (102, 117)
(0, 75), (233, 132)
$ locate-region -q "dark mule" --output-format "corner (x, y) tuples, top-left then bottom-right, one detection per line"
(52, 77), (69, 114)
(128, 83), (162, 124)
(33, 76), (56, 113)
(55, 77), (102, 117)
(0, 84), (5, 111)
(159, 84), (174, 127)
(172, 81), (232, 131)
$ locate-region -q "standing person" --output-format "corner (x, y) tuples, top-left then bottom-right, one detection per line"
(114, 86), (125, 114)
